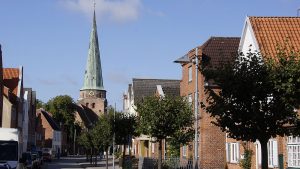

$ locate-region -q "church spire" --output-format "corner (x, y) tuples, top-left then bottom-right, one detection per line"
(81, 8), (104, 91)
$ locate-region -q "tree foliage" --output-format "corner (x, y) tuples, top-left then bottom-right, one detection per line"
(45, 95), (76, 150)
(114, 112), (138, 146)
(136, 95), (194, 169)
(45, 95), (76, 125)
(36, 99), (45, 109)
(201, 49), (300, 169)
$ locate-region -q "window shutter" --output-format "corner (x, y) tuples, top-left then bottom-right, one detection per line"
(273, 140), (278, 166)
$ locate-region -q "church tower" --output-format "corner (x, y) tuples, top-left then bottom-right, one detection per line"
(79, 9), (107, 116)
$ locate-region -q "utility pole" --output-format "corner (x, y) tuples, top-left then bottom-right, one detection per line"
(113, 103), (116, 169)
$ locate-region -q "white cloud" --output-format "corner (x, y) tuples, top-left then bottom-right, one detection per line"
(61, 0), (142, 23)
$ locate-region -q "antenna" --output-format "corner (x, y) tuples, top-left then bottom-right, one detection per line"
(298, 8), (300, 17)
(93, 0), (96, 10)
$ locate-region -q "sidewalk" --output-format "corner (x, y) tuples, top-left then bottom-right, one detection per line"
(79, 155), (120, 169)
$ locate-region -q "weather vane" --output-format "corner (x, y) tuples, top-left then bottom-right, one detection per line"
(93, 0), (96, 10)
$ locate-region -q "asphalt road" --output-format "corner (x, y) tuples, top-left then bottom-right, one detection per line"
(41, 156), (85, 169)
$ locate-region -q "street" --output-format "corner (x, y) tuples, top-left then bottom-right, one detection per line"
(41, 156), (119, 169)
(42, 156), (84, 169)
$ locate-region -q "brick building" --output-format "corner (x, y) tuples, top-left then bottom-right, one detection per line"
(2, 67), (24, 129)
(235, 16), (300, 169)
(175, 16), (300, 169)
(36, 109), (61, 155)
(175, 37), (240, 169)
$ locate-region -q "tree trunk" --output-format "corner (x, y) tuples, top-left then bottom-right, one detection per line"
(90, 148), (93, 164)
(129, 143), (132, 156)
(95, 149), (98, 167)
(122, 144), (126, 168)
(106, 148), (109, 169)
(259, 139), (269, 169)
(86, 148), (88, 162)
(158, 139), (162, 169)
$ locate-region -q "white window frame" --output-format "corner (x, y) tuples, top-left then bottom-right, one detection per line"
(182, 145), (187, 157)
(188, 66), (192, 82)
(188, 94), (193, 106)
(226, 142), (239, 163)
(268, 139), (278, 168)
(287, 136), (300, 168)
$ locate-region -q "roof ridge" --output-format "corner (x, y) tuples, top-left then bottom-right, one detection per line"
(249, 16), (300, 18)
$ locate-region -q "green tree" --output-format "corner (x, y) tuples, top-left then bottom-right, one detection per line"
(78, 131), (93, 162)
(36, 99), (45, 109)
(92, 114), (113, 169)
(136, 96), (194, 169)
(45, 95), (76, 152)
(201, 50), (300, 169)
(114, 111), (139, 167)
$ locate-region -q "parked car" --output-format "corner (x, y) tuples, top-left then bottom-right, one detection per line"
(42, 152), (52, 162)
(37, 151), (43, 165)
(22, 152), (40, 169)
(31, 152), (41, 169)
(0, 162), (11, 169)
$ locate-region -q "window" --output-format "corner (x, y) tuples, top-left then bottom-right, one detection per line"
(182, 145), (187, 157)
(226, 142), (239, 163)
(268, 139), (278, 168)
(287, 136), (300, 168)
(188, 94), (193, 106)
(188, 66), (192, 82)
(92, 103), (95, 108)
(152, 143), (155, 153)
(86, 103), (89, 107)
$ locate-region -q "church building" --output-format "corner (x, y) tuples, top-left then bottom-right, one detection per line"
(76, 9), (107, 129)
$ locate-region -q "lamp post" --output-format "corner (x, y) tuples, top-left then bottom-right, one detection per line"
(174, 47), (199, 169)
(194, 48), (199, 169)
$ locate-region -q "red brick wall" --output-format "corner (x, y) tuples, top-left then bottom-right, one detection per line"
(37, 110), (53, 148)
(35, 112), (45, 149)
(180, 48), (227, 169)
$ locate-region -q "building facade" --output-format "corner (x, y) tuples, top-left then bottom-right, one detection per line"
(123, 78), (180, 158)
(37, 109), (61, 155)
(175, 37), (240, 169)
(235, 16), (300, 169)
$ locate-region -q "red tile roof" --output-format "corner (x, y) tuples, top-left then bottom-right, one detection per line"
(3, 68), (19, 96)
(186, 37), (240, 68)
(249, 17), (300, 57)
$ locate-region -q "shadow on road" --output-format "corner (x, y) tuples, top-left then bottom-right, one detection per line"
(42, 156), (87, 169)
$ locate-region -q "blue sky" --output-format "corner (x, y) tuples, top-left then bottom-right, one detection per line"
(1, 0), (299, 110)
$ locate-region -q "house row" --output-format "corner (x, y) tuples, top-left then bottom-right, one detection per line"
(0, 45), (64, 156)
(123, 16), (300, 169)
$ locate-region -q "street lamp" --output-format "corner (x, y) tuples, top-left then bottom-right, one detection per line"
(174, 47), (199, 169)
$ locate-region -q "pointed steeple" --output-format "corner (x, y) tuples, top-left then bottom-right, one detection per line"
(81, 9), (104, 91)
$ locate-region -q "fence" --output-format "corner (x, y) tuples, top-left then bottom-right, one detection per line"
(138, 157), (193, 169)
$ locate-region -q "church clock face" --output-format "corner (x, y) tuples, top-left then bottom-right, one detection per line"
(89, 91), (95, 96)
